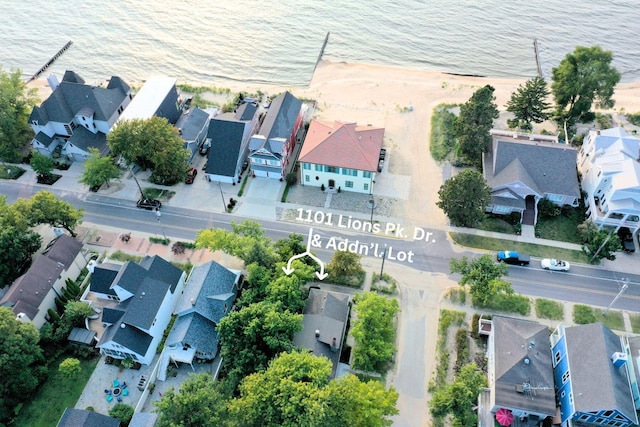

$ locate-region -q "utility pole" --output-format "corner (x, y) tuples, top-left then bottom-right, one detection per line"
(219, 182), (227, 212)
(589, 228), (616, 264)
(603, 278), (629, 315)
(379, 244), (388, 280)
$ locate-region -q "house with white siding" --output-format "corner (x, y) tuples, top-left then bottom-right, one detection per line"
(577, 127), (640, 236)
(299, 120), (384, 194)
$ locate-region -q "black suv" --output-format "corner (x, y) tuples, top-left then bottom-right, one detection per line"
(136, 198), (162, 210)
(618, 227), (635, 252)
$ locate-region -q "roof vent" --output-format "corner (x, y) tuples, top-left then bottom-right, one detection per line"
(120, 324), (126, 329)
(191, 298), (195, 306)
(315, 330), (320, 340)
(523, 358), (530, 365)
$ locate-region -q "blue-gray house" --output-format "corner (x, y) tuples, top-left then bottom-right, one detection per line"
(550, 323), (638, 427)
(164, 260), (241, 366)
(176, 107), (210, 160)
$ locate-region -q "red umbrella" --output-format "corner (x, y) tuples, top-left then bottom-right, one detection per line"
(496, 408), (514, 426)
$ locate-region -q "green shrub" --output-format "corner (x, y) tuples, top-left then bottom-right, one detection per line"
(595, 112), (613, 129)
(538, 198), (561, 218)
(573, 304), (597, 324)
(149, 237), (170, 245)
(446, 287), (467, 305)
(453, 328), (469, 373)
(627, 112), (640, 126)
(479, 293), (531, 315)
(430, 104), (458, 161)
(238, 174), (249, 196)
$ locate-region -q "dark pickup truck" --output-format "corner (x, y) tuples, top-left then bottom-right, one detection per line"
(496, 251), (530, 266)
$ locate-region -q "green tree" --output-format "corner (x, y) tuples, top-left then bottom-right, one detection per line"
(454, 85), (499, 166)
(26, 190), (83, 237)
(0, 307), (46, 424)
(327, 250), (364, 279)
(30, 151), (55, 179)
(429, 363), (487, 427)
(80, 147), (121, 189)
(196, 220), (275, 266)
(109, 403), (135, 427)
(506, 76), (551, 131)
(273, 233), (307, 263)
(0, 68), (39, 162)
(437, 169), (491, 227)
(58, 357), (81, 378)
(351, 292), (400, 372)
(551, 45), (621, 125)
(108, 116), (190, 185)
(155, 373), (229, 427)
(578, 221), (622, 263)
(229, 350), (399, 427)
(265, 275), (305, 313)
(63, 301), (93, 326)
(450, 255), (510, 306)
(217, 301), (303, 391)
(0, 225), (41, 287)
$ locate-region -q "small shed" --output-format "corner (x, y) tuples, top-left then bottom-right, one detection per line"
(68, 327), (96, 346)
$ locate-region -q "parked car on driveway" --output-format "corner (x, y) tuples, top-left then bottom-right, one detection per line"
(496, 251), (530, 266)
(185, 167), (198, 184)
(541, 258), (570, 271)
(618, 227), (635, 252)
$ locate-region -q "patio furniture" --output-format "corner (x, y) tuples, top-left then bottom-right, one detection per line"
(121, 381), (127, 389)
(113, 387), (122, 397)
(106, 395), (113, 402)
(117, 397), (122, 403)
(113, 379), (120, 387)
(104, 389), (111, 394)
(122, 389), (129, 396)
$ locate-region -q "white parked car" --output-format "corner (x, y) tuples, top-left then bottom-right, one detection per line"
(541, 258), (570, 272)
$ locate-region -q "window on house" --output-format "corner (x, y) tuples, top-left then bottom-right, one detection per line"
(364, 183), (369, 191)
(561, 390), (565, 398)
(603, 411), (613, 417)
(303, 163), (310, 170)
(547, 194), (563, 202)
(324, 166), (338, 173)
(562, 371), (570, 383)
(579, 414), (589, 420)
(342, 168), (357, 176)
(345, 181), (354, 188)
(554, 351), (561, 364)
(315, 164), (323, 171)
(305, 175), (309, 182)
(363, 171), (372, 178)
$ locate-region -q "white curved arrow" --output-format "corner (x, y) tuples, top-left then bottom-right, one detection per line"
(281, 228), (328, 280)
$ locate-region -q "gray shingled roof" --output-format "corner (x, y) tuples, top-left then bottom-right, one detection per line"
(176, 107), (209, 142)
(206, 114), (246, 177)
(251, 91), (301, 156)
(42, 234), (82, 267)
(138, 255), (183, 293)
(166, 312), (219, 357)
(89, 263), (121, 295)
(29, 73), (129, 126)
(565, 323), (637, 421)
(484, 138), (580, 199)
(492, 316), (556, 416)
(67, 126), (108, 154)
(121, 277), (171, 330)
(57, 408), (120, 427)
(293, 289), (351, 377)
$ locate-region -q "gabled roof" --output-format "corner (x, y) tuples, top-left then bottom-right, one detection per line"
(33, 131), (53, 146)
(89, 263), (121, 295)
(564, 323), (637, 421)
(139, 255), (183, 293)
(57, 408), (120, 427)
(299, 120), (384, 171)
(42, 234), (82, 267)
(589, 127), (639, 160)
(484, 136), (580, 198)
(176, 107), (210, 142)
(167, 312), (219, 356)
(206, 113), (249, 177)
(293, 288), (351, 377)
(258, 91), (302, 141)
(29, 71), (129, 126)
(492, 316), (556, 415)
(66, 126), (108, 154)
(175, 261), (238, 323)
(0, 255), (63, 319)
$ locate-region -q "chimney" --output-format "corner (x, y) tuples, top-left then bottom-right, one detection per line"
(611, 352), (627, 368)
(330, 337), (338, 352)
(315, 330), (320, 340)
(47, 73), (60, 91)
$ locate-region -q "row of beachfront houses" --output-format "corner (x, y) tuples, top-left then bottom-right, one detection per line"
(29, 70), (386, 193)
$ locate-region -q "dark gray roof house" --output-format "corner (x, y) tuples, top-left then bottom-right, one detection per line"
(57, 408), (120, 427)
(488, 316), (556, 421)
(94, 256), (186, 365)
(165, 260), (240, 360)
(206, 102), (258, 184)
(293, 288), (352, 378)
(176, 107), (210, 159)
(483, 132), (580, 225)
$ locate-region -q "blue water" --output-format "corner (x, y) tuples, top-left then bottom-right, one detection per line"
(1, 0), (639, 86)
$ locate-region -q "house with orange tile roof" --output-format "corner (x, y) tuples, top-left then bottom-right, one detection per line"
(299, 120), (384, 194)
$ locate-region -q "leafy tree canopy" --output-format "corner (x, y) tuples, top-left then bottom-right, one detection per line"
(430, 363), (487, 427)
(0, 68), (39, 162)
(27, 190), (83, 236)
(109, 403), (135, 427)
(0, 224), (41, 287)
(437, 169), (491, 227)
(551, 45), (621, 125)
(58, 357), (81, 378)
(578, 221), (622, 263)
(30, 151), (55, 178)
(506, 76), (551, 131)
(217, 301), (303, 392)
(107, 116), (190, 185)
(454, 85), (499, 166)
(196, 220), (275, 266)
(80, 147), (121, 189)
(0, 307), (46, 424)
(327, 250), (364, 278)
(450, 255), (510, 305)
(351, 292), (400, 372)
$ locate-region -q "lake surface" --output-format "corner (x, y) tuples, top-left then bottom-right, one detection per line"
(2, 0), (639, 86)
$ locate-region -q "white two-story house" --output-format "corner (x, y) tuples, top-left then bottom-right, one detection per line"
(578, 127), (640, 236)
(299, 120), (384, 194)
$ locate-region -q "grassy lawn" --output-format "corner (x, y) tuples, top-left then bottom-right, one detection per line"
(630, 313), (640, 333)
(143, 188), (176, 201)
(573, 304), (625, 331)
(536, 216), (583, 244)
(450, 232), (589, 263)
(429, 103), (458, 161)
(477, 217), (515, 234)
(15, 356), (100, 427)
(535, 298), (565, 320)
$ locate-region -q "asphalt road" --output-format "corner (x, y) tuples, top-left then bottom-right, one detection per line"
(3, 181), (639, 310)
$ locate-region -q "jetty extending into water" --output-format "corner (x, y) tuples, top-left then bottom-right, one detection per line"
(311, 32), (331, 78)
(533, 38), (543, 78)
(26, 40), (73, 83)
